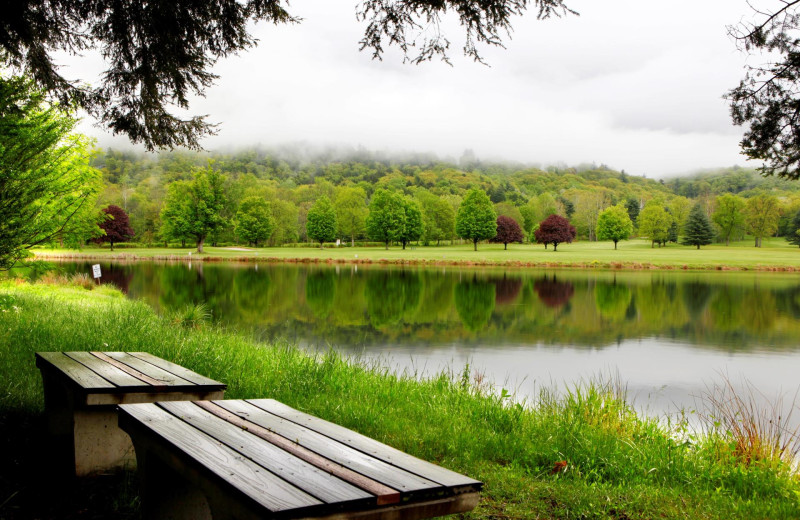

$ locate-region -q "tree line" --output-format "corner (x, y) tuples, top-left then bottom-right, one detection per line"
(5, 73), (800, 271)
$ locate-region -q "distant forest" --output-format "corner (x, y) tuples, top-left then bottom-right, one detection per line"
(89, 146), (800, 247)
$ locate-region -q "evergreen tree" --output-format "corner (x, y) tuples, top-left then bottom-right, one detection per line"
(787, 210), (800, 247)
(306, 196), (337, 249)
(681, 203), (714, 249)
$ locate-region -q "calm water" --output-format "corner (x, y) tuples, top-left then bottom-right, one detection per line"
(60, 261), (800, 418)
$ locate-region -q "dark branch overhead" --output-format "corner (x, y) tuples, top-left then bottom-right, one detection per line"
(727, 1), (800, 179)
(0, 0), (573, 151)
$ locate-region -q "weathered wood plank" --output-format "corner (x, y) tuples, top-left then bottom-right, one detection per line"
(64, 351), (149, 388)
(214, 400), (441, 495)
(90, 352), (167, 387)
(246, 399), (482, 489)
(99, 352), (194, 386)
(159, 401), (374, 506)
(35, 352), (114, 390)
(127, 352), (225, 387)
(195, 401), (400, 505)
(118, 403), (323, 514)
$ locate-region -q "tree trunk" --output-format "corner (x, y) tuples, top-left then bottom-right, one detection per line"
(697, 244), (700, 249)
(553, 242), (559, 251)
(110, 241), (114, 252)
(197, 236), (204, 254)
(181, 239), (186, 248)
(473, 240), (477, 251)
(385, 241), (389, 250)
(504, 243), (507, 250)
(613, 241), (617, 250)
(402, 241), (406, 250)
(320, 241), (324, 250)
(351, 235), (354, 247)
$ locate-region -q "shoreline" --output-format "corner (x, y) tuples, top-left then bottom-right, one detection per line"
(32, 250), (800, 272)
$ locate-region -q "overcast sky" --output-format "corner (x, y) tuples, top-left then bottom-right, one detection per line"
(70, 0), (760, 177)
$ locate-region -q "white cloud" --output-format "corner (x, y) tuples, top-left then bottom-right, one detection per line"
(74, 0), (758, 176)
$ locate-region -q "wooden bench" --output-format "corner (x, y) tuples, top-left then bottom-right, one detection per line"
(118, 399), (482, 520)
(35, 351), (226, 476)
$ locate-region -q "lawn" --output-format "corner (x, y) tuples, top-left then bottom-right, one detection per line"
(33, 238), (800, 270)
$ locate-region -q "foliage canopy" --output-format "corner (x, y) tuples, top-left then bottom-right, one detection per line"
(0, 76), (102, 269)
(456, 189), (497, 251)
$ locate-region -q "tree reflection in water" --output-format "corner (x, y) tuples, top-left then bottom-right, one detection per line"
(533, 275), (574, 308)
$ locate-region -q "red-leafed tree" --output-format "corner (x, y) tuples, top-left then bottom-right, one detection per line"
(96, 205), (134, 251)
(490, 215), (524, 250)
(534, 214), (576, 251)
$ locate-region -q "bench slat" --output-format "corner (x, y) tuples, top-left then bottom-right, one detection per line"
(127, 352), (225, 387)
(100, 352), (194, 386)
(214, 400), (441, 495)
(35, 352), (115, 389)
(64, 352), (150, 388)
(246, 399), (482, 489)
(159, 401), (373, 506)
(119, 403), (323, 514)
(196, 401), (401, 505)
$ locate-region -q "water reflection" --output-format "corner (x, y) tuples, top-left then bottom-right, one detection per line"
(58, 261), (800, 353)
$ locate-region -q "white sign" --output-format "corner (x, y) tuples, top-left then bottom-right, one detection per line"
(91, 264), (101, 279)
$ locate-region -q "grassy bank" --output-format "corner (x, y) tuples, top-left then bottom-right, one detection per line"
(1, 280), (799, 519)
(33, 238), (800, 271)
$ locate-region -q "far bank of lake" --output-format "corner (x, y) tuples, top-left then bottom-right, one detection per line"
(33, 238), (800, 271)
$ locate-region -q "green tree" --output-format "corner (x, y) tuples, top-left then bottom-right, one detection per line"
(0, 76), (103, 269)
(399, 198), (423, 249)
(625, 197), (640, 228)
(334, 187), (368, 247)
(681, 203), (715, 249)
(456, 189), (497, 251)
(159, 181), (193, 247)
(744, 194), (781, 247)
(418, 191), (455, 245)
(668, 196), (692, 234)
(595, 204), (633, 249)
(234, 196), (275, 247)
(638, 202), (673, 248)
(366, 189), (406, 249)
(187, 168), (227, 253)
(269, 199), (299, 246)
(7, 0), (572, 149)
(787, 210), (800, 247)
(306, 196), (337, 249)
(712, 193), (746, 246)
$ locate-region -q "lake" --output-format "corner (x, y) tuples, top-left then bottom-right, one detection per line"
(60, 260), (800, 421)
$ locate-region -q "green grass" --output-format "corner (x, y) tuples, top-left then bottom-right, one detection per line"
(1, 280), (799, 519)
(33, 238), (800, 271)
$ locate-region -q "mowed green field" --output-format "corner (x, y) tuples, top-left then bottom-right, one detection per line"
(34, 238), (800, 270)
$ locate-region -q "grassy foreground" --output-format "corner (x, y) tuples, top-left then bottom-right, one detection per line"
(1, 280), (799, 519)
(34, 237), (800, 271)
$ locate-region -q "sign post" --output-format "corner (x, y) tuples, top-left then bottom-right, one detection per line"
(91, 264), (101, 285)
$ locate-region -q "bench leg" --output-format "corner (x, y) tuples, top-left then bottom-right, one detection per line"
(73, 408), (137, 476)
(135, 445), (213, 520)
